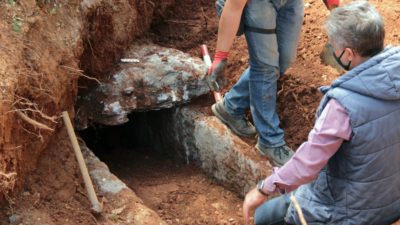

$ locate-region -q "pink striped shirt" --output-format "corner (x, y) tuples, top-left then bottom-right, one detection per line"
(262, 99), (352, 194)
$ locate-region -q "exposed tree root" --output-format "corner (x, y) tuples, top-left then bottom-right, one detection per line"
(16, 111), (54, 132)
(60, 65), (101, 85)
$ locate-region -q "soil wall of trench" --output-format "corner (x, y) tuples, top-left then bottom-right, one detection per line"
(0, 0), (175, 199)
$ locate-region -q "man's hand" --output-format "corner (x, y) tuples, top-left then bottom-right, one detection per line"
(207, 51), (228, 91)
(243, 187), (268, 225)
(323, 0), (340, 10)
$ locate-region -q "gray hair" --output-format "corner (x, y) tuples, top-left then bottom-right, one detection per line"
(325, 1), (385, 57)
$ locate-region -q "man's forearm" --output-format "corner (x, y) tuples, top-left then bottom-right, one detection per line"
(216, 0), (247, 52)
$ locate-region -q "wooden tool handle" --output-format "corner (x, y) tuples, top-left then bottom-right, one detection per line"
(62, 111), (102, 213)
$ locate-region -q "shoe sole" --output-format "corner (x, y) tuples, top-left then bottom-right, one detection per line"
(212, 104), (256, 138)
(255, 143), (283, 167)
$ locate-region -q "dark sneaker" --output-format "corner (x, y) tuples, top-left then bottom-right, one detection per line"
(256, 142), (294, 167)
(211, 99), (257, 138)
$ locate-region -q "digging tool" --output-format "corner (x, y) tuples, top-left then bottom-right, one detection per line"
(201, 44), (222, 102)
(62, 111), (103, 214)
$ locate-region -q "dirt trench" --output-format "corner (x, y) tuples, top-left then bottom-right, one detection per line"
(0, 0), (177, 197)
(80, 110), (246, 225)
(0, 0), (177, 223)
(0, 0), (399, 224)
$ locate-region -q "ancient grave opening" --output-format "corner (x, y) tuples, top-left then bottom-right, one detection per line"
(79, 109), (245, 224)
(80, 109), (188, 162)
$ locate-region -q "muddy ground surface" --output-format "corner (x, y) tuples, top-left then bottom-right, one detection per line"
(0, 0), (399, 224)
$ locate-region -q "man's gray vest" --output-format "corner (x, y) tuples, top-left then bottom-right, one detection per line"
(286, 46), (400, 225)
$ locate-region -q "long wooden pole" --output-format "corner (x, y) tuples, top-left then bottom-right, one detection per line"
(62, 111), (102, 213)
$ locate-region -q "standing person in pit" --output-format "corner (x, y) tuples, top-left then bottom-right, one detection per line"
(242, 1), (400, 224)
(209, 0), (339, 166)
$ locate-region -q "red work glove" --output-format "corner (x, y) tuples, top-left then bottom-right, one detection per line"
(323, 0), (340, 10)
(208, 51), (229, 91)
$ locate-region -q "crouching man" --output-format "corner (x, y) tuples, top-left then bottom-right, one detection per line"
(243, 1), (400, 225)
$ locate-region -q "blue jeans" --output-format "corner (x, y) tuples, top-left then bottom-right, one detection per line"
(255, 194), (291, 225)
(217, 0), (304, 147)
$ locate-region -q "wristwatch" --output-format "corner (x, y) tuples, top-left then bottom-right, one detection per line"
(257, 180), (268, 196)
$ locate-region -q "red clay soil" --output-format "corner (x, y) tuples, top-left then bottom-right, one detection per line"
(0, 0), (399, 224)
(0, 128), (99, 225)
(0, 0), (81, 197)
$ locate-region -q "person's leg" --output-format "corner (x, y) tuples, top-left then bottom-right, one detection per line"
(254, 194), (291, 225)
(223, 67), (251, 117)
(276, 0), (304, 75)
(212, 0), (256, 137)
(242, 0), (285, 148)
(214, 0), (251, 118)
(216, 0), (303, 115)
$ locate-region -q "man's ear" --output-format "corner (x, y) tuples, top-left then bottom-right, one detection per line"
(344, 47), (354, 61)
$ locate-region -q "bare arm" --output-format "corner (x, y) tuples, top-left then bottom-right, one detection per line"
(216, 0), (247, 52)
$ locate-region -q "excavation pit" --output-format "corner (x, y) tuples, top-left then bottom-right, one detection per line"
(79, 107), (272, 224)
(1, 0), (399, 224)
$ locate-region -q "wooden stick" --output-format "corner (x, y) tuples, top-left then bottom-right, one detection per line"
(62, 111), (102, 213)
(290, 193), (307, 225)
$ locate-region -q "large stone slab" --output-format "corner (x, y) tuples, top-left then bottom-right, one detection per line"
(192, 115), (272, 195)
(76, 44), (209, 129)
